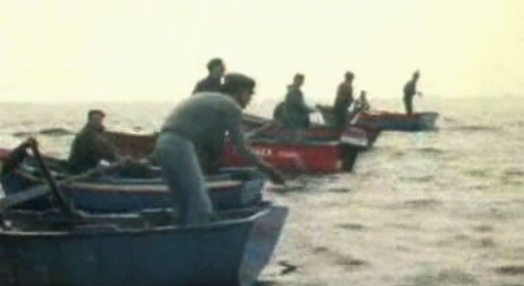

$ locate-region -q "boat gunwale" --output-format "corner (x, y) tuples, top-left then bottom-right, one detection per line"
(249, 139), (341, 146)
(8, 164), (261, 194)
(0, 204), (280, 237)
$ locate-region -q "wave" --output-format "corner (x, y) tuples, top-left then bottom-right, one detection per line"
(442, 116), (459, 123)
(465, 169), (489, 178)
(12, 127), (74, 138)
(500, 168), (524, 186)
(449, 124), (501, 133)
(415, 147), (445, 155)
(399, 198), (443, 209)
(399, 174), (436, 183)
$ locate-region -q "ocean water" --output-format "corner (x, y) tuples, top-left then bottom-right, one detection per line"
(1, 96), (523, 285)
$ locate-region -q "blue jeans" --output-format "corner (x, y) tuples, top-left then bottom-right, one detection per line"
(153, 132), (214, 225)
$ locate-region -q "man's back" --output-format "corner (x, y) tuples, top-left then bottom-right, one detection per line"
(162, 92), (242, 147)
(334, 81), (353, 110)
(404, 79), (416, 98)
(283, 88), (310, 129)
(193, 76), (222, 94)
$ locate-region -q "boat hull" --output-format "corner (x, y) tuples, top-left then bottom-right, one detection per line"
(102, 128), (360, 174)
(2, 164), (265, 213)
(0, 204), (288, 286)
(65, 173), (265, 213)
(224, 140), (345, 173)
(317, 106), (437, 132)
(1, 148), (266, 213)
(355, 111), (439, 131)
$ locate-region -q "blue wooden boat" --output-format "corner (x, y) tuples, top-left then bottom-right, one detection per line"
(0, 148), (267, 213)
(355, 111), (439, 131)
(316, 105), (438, 132)
(0, 202), (288, 286)
(64, 169), (266, 213)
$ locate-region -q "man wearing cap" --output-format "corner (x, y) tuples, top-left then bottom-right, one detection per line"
(332, 71), (355, 130)
(192, 58), (226, 94)
(154, 73), (285, 225)
(403, 70), (422, 114)
(67, 110), (119, 174)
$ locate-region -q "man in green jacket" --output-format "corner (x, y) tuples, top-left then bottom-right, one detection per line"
(68, 110), (119, 174)
(283, 73), (315, 129)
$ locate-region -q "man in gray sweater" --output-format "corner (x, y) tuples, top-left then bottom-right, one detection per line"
(154, 73), (285, 225)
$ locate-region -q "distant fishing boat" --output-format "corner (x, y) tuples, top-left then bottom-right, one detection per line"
(243, 112), (380, 150)
(317, 106), (438, 132)
(232, 113), (380, 173)
(225, 125), (365, 173)
(99, 110), (382, 174)
(102, 128), (363, 174)
(0, 201), (288, 286)
(353, 111), (439, 131)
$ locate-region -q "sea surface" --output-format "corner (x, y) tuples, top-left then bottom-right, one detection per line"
(1, 96), (524, 286)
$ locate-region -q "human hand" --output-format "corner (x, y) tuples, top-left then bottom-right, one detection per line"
(267, 166), (286, 185)
(22, 137), (38, 149)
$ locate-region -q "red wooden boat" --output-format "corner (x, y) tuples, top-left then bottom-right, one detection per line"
(243, 112), (380, 149)
(227, 125), (370, 173)
(100, 128), (360, 174)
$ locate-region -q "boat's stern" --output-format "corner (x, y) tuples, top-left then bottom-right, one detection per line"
(238, 205), (289, 286)
(419, 112), (439, 130)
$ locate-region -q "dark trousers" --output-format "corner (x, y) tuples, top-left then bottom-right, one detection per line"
(404, 96), (413, 115)
(153, 132), (214, 225)
(333, 107), (348, 130)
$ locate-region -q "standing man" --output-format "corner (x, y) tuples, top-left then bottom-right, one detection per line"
(403, 70), (422, 114)
(283, 73), (315, 130)
(333, 71), (355, 130)
(192, 58), (226, 94)
(67, 110), (119, 174)
(192, 58), (226, 170)
(154, 73), (285, 225)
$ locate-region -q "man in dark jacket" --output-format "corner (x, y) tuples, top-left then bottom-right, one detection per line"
(192, 58), (226, 94)
(67, 110), (119, 174)
(403, 70), (422, 114)
(154, 73), (285, 225)
(333, 71), (355, 130)
(283, 73), (314, 129)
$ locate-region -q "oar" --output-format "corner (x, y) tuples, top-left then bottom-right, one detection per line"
(0, 160), (128, 213)
(245, 121), (279, 139)
(30, 143), (76, 215)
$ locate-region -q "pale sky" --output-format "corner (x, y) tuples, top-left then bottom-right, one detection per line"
(0, 0), (523, 103)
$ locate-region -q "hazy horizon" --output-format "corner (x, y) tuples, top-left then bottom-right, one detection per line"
(1, 0), (523, 104)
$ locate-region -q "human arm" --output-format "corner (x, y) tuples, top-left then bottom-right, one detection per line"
(1, 137), (37, 176)
(94, 133), (121, 162)
(228, 112), (286, 184)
